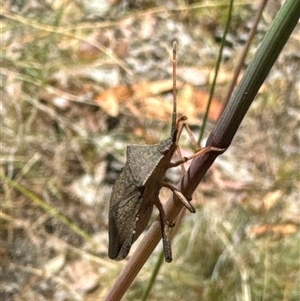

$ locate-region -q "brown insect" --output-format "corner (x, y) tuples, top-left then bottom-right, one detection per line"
(108, 41), (223, 262)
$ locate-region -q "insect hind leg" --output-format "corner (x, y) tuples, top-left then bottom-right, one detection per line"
(155, 201), (173, 262)
(162, 182), (195, 213)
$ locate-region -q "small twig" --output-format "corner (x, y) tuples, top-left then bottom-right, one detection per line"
(219, 0), (269, 116)
(198, 0), (234, 144)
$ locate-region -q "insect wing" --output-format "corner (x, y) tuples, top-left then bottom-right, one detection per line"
(109, 144), (162, 260)
(108, 160), (143, 260)
(109, 195), (142, 259)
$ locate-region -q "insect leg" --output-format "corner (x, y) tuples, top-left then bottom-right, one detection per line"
(181, 123), (201, 149)
(175, 119), (199, 150)
(155, 201), (172, 262)
(162, 182), (195, 213)
(176, 118), (225, 154)
(169, 145), (224, 168)
(186, 145), (225, 160)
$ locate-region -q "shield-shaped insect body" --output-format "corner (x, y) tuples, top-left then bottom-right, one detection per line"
(108, 136), (177, 260)
(108, 42), (223, 262)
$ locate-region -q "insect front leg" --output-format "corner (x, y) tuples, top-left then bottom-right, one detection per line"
(169, 145), (224, 168)
(176, 120), (200, 150)
(175, 119), (225, 160)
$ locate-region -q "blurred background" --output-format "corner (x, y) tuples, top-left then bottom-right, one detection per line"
(1, 0), (299, 300)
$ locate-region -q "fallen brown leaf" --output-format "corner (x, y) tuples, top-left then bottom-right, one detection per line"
(194, 89), (222, 121)
(94, 80), (222, 122)
(95, 85), (132, 116)
(249, 223), (297, 237)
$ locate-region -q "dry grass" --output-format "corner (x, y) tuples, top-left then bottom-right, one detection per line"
(1, 1), (299, 300)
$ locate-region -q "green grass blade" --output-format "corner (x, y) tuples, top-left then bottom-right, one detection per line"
(0, 171), (92, 241)
(209, 0), (300, 147)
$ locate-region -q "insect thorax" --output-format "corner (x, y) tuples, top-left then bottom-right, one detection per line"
(158, 136), (175, 154)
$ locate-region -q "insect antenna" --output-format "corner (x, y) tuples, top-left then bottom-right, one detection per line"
(171, 41), (177, 137)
